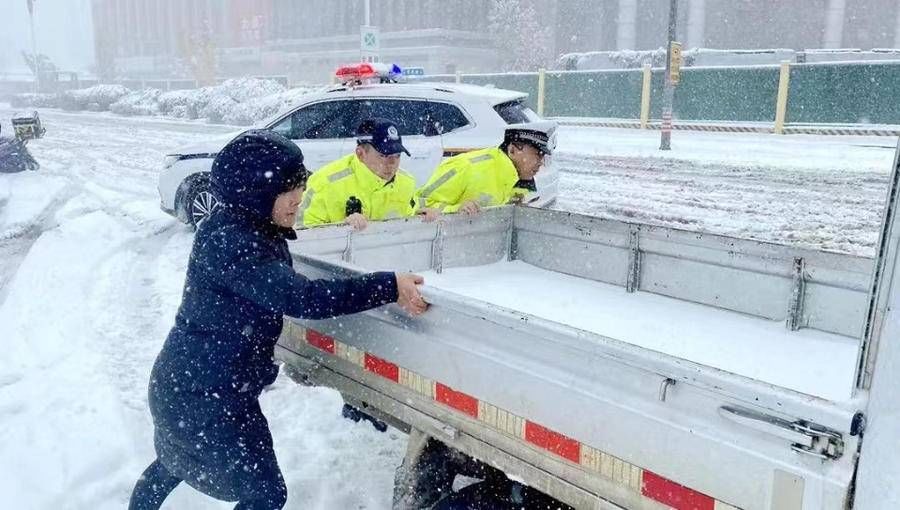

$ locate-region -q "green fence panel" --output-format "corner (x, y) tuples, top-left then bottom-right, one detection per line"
(461, 73), (540, 110)
(434, 62), (900, 125)
(787, 62), (900, 124)
(649, 66), (780, 122)
(544, 70), (644, 118)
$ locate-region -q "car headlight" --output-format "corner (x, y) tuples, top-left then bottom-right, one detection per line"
(163, 154), (181, 169)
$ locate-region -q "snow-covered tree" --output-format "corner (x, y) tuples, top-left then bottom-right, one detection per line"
(488, 0), (555, 72)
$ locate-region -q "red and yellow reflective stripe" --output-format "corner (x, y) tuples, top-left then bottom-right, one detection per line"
(296, 326), (741, 510)
(364, 353), (400, 383)
(435, 382), (479, 418)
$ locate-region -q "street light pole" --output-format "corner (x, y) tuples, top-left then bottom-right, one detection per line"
(27, 0), (40, 93)
(659, 0), (678, 151)
(364, 0), (371, 26)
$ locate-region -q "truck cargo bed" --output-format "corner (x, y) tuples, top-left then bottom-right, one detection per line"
(280, 206), (869, 510)
(425, 259), (859, 401)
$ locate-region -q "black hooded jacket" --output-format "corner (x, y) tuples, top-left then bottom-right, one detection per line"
(149, 130), (398, 476)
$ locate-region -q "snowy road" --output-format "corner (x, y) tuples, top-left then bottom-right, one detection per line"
(0, 107), (895, 508)
(554, 126), (897, 256)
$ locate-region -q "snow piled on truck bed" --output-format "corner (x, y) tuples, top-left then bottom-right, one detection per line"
(425, 260), (859, 401)
(0, 107), (405, 509)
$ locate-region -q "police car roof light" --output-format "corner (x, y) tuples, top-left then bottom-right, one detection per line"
(335, 63), (376, 82)
(335, 63), (403, 84)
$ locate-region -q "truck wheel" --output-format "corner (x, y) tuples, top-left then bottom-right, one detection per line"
(431, 480), (521, 510)
(394, 431), (460, 510)
(185, 181), (218, 228)
(432, 478), (573, 510)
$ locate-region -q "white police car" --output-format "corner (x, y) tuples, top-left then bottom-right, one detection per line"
(158, 63), (559, 226)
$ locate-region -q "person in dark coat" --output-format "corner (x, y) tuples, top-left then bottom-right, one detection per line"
(129, 129), (428, 510)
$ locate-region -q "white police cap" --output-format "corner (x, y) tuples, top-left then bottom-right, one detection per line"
(504, 120), (558, 155)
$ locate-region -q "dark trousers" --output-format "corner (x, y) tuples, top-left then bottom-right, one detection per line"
(129, 457), (287, 510)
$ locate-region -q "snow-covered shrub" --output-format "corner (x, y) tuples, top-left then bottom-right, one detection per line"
(216, 77), (286, 103)
(59, 84), (129, 111)
(154, 78), (317, 125)
(157, 89), (203, 119)
(11, 78), (322, 126)
(220, 86), (322, 126)
(109, 88), (163, 116)
(197, 94), (240, 124)
(9, 93), (59, 109)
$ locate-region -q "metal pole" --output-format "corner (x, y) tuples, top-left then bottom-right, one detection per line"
(364, 0), (371, 26)
(28, 1), (39, 93)
(774, 60), (792, 134)
(537, 68), (546, 117)
(659, 0), (677, 151)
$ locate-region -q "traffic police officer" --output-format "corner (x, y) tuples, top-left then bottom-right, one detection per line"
(416, 121), (557, 216)
(300, 118), (421, 230)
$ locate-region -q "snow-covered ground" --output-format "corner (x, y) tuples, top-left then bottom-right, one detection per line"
(555, 126), (897, 256)
(0, 107), (405, 509)
(0, 105), (896, 508)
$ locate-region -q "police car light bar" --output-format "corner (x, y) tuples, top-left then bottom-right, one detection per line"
(335, 63), (402, 84)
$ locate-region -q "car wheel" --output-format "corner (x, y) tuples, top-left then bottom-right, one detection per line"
(187, 182), (219, 227)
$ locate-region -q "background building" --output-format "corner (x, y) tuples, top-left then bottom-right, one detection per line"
(90, 0), (499, 83)
(553, 0), (900, 55)
(87, 0), (900, 84)
(0, 0), (94, 77)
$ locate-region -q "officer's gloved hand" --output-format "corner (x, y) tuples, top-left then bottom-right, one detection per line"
(344, 213), (368, 231)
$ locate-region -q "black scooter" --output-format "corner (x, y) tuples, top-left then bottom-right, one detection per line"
(0, 111), (44, 173)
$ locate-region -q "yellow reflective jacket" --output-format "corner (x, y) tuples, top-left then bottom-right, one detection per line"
(416, 147), (525, 213)
(300, 154), (417, 227)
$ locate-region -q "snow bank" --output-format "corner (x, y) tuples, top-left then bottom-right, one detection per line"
(0, 171), (70, 240)
(0, 209), (150, 508)
(10, 78), (324, 126)
(801, 48), (900, 63)
(0, 168), (405, 508)
(557, 47), (900, 70)
(558, 47), (720, 70)
(558, 47), (798, 70)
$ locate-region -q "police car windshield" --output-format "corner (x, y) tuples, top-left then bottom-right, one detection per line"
(494, 100), (541, 124)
